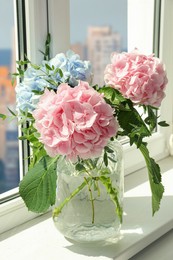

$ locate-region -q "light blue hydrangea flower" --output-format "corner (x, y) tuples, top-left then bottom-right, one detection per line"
(15, 67), (49, 113)
(15, 51), (93, 113)
(48, 50), (93, 86)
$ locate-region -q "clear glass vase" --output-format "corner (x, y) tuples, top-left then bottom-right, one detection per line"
(53, 139), (124, 243)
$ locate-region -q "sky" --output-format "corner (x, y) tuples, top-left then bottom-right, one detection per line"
(70, 0), (127, 50)
(0, 0), (127, 50)
(0, 0), (14, 49)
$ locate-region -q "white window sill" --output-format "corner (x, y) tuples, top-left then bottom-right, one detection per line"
(0, 156), (173, 260)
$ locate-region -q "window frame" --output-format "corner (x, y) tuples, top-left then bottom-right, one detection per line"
(0, 0), (173, 234)
(0, 0), (48, 233)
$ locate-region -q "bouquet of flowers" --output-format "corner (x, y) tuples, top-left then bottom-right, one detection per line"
(1, 39), (168, 223)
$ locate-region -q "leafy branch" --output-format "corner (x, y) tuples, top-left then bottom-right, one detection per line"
(100, 86), (167, 215)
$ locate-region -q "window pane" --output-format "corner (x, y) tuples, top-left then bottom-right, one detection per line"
(0, 0), (19, 194)
(70, 0), (128, 86)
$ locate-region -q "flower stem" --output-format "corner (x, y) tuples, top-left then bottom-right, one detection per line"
(84, 177), (95, 224)
(100, 176), (123, 223)
(52, 177), (91, 219)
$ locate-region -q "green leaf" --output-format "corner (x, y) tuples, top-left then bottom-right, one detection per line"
(12, 72), (20, 76)
(17, 67), (24, 76)
(0, 114), (7, 120)
(75, 163), (86, 172)
(18, 136), (27, 141)
(39, 33), (51, 61)
(31, 63), (41, 70)
(11, 76), (16, 86)
(19, 156), (58, 213)
(45, 63), (53, 71)
(103, 152), (108, 167)
(54, 67), (63, 78)
(139, 144), (164, 215)
(16, 60), (30, 66)
(98, 87), (126, 105)
(105, 146), (114, 153)
(158, 121), (169, 127)
(150, 180), (164, 215)
(117, 105), (151, 146)
(32, 90), (44, 95)
(144, 106), (157, 132)
(107, 156), (117, 163)
(46, 79), (58, 86)
(7, 107), (16, 117)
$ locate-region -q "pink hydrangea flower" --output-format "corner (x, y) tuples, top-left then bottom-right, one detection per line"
(104, 50), (168, 107)
(33, 81), (118, 161)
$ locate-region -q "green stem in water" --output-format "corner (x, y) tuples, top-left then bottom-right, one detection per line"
(100, 176), (123, 223)
(84, 177), (95, 224)
(95, 179), (101, 197)
(53, 177), (91, 219)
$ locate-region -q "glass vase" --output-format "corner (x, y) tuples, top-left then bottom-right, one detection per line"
(53, 139), (124, 243)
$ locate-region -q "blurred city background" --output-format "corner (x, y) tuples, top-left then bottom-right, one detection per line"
(70, 0), (127, 86)
(0, 0), (19, 194)
(0, 0), (127, 194)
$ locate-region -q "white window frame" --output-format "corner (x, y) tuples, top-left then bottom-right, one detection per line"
(0, 0), (172, 234)
(0, 0), (48, 233)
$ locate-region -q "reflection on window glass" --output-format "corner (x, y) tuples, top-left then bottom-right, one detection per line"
(0, 0), (19, 194)
(70, 0), (127, 85)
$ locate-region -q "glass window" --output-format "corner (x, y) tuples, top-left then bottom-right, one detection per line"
(0, 0), (19, 194)
(70, 0), (127, 86)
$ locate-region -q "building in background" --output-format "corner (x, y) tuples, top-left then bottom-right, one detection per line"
(0, 53), (19, 194)
(71, 26), (122, 86)
(87, 26), (121, 85)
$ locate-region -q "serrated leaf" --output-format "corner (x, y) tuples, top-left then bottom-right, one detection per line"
(19, 156), (58, 213)
(117, 106), (151, 147)
(150, 179), (164, 215)
(140, 144), (161, 184)
(139, 144), (164, 215)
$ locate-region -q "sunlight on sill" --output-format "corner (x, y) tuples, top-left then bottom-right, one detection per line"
(121, 227), (143, 235)
(125, 167), (173, 198)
